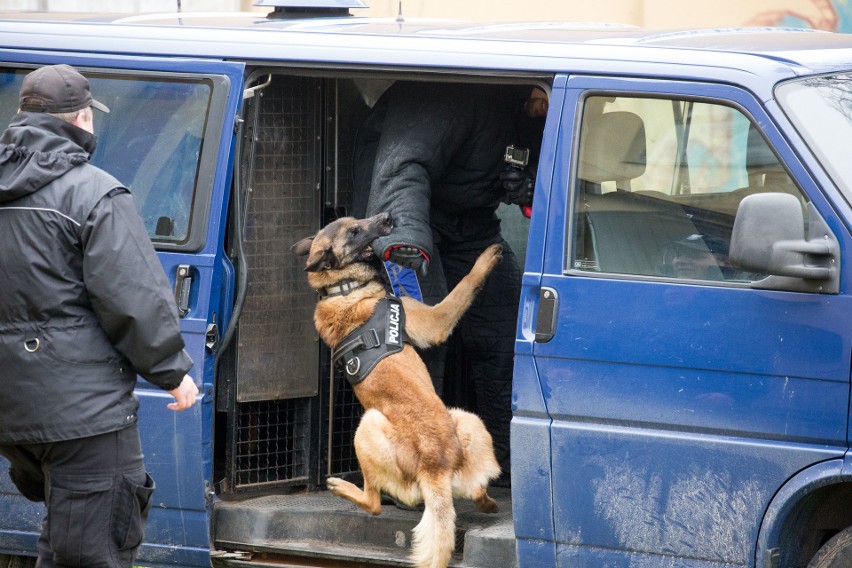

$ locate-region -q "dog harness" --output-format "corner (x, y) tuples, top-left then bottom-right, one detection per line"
(332, 295), (408, 385)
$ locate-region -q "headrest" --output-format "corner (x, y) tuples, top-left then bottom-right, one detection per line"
(578, 111), (646, 184)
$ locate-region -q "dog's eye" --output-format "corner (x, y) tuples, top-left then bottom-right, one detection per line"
(348, 227), (361, 236)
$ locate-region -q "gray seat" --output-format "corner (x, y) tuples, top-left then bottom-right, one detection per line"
(576, 111), (707, 277)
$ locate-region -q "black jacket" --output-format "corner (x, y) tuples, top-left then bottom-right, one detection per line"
(0, 112), (193, 444)
(354, 82), (530, 259)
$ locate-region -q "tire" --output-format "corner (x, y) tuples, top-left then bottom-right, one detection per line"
(0, 555), (36, 568)
(809, 526), (852, 568)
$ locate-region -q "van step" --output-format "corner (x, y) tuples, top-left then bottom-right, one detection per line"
(212, 486), (515, 568)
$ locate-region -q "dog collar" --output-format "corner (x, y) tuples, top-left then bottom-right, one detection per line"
(332, 295), (408, 385)
(319, 279), (369, 298)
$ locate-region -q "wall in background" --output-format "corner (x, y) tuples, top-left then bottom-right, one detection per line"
(0, 0), (849, 32)
(0, 0), (238, 11)
(357, 0), (851, 31)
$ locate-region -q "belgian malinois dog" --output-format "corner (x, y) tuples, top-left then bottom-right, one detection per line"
(291, 212), (502, 568)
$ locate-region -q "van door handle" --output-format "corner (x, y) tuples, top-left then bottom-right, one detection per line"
(535, 287), (558, 343)
(175, 264), (193, 318)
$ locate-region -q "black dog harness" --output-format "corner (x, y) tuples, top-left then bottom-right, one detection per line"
(332, 295), (408, 385)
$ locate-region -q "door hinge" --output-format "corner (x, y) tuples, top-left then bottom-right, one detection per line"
(206, 314), (219, 353)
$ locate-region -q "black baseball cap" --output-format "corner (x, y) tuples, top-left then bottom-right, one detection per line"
(19, 64), (109, 114)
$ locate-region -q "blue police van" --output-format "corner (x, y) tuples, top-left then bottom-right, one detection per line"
(0, 3), (851, 567)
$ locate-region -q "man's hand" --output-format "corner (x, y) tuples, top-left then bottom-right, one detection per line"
(500, 167), (535, 206)
(386, 245), (429, 275)
(167, 374), (199, 411)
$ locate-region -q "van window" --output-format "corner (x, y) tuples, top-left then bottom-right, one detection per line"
(0, 69), (212, 244)
(777, 73), (852, 207)
(572, 95), (806, 282)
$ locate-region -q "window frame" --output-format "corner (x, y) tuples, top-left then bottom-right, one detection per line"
(0, 63), (232, 252)
(562, 80), (808, 286)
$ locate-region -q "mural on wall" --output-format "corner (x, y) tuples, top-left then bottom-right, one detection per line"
(741, 0), (848, 32)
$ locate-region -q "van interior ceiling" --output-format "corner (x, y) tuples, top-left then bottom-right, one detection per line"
(212, 71), (550, 495)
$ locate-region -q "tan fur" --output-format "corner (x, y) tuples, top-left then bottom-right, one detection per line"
(292, 215), (502, 568)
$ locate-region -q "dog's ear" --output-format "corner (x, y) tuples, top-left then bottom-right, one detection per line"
(290, 236), (314, 257)
(304, 246), (337, 272)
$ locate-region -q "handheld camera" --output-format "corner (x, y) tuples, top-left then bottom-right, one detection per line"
(504, 145), (530, 168)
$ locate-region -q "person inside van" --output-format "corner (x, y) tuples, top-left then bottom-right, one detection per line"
(352, 81), (548, 486)
(663, 233), (738, 280)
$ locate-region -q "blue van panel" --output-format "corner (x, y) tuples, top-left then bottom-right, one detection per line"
(539, 278), (851, 441)
(516, 537), (557, 568)
(135, 540), (211, 568)
(551, 422), (840, 565)
(511, 416), (553, 543)
(0, 489), (42, 554)
(556, 543), (742, 568)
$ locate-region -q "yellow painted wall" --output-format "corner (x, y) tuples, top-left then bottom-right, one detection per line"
(2, 0), (842, 31)
(353, 0), (642, 25)
(643, 0), (841, 29)
(240, 0), (848, 31)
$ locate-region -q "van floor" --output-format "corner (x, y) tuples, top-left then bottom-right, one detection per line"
(212, 485), (515, 567)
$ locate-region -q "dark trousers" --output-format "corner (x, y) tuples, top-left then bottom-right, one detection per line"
(0, 426), (155, 568)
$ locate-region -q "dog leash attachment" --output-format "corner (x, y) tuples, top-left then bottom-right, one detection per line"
(332, 296), (408, 385)
(334, 329), (380, 382)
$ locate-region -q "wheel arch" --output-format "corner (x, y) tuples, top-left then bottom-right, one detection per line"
(757, 457), (852, 567)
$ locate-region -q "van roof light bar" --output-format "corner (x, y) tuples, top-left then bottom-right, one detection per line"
(257, 0), (368, 18)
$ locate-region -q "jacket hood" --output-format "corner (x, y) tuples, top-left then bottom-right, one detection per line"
(0, 112), (96, 203)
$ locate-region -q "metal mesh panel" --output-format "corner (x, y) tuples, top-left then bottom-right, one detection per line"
(236, 75), (321, 402)
(235, 399), (310, 486)
(325, 366), (363, 477)
(324, 79), (370, 213)
(228, 75), (323, 490)
(319, 79), (371, 479)
(227, 77), (370, 489)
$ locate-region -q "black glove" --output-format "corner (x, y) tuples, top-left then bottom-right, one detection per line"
(386, 245), (429, 275)
(500, 166), (535, 206)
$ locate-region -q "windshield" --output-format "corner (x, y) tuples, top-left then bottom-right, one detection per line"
(0, 67), (213, 245)
(777, 73), (852, 205)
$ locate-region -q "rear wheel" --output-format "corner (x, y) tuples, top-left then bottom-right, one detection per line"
(808, 526), (852, 568)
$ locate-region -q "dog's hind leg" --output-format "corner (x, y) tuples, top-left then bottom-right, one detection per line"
(449, 409), (501, 514)
(471, 484), (499, 514)
(327, 409), (412, 515)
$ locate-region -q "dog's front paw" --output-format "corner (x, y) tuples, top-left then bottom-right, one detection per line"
(474, 244), (503, 276)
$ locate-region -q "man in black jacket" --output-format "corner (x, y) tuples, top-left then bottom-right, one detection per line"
(353, 81), (547, 485)
(0, 64), (198, 568)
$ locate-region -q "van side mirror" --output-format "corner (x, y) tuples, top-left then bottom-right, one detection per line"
(730, 193), (839, 294)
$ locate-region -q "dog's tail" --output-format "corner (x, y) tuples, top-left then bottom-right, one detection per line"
(411, 473), (456, 568)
